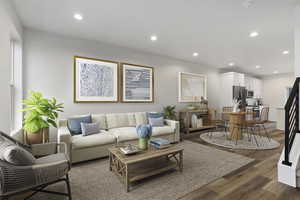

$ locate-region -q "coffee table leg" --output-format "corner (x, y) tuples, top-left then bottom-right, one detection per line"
(125, 165), (130, 192)
(109, 152), (112, 171)
(179, 151), (183, 172)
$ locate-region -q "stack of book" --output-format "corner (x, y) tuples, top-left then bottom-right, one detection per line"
(150, 138), (171, 149)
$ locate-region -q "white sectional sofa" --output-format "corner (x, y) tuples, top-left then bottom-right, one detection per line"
(58, 112), (180, 163)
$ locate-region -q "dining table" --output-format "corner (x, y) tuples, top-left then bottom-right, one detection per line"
(222, 112), (247, 140)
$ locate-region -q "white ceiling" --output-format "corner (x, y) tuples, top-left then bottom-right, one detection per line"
(13, 0), (297, 75)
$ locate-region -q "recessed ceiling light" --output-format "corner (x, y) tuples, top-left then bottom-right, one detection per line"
(74, 13), (83, 21)
(150, 35), (157, 41)
(282, 50), (290, 55)
(193, 52), (199, 57)
(249, 31), (259, 38)
(255, 65), (261, 69)
(273, 70), (279, 74)
(228, 62), (235, 66)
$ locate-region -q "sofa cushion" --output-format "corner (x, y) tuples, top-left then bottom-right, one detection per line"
(135, 112), (148, 125)
(109, 127), (138, 142)
(106, 113), (136, 129)
(67, 115), (92, 135)
(92, 114), (108, 130)
(152, 126), (174, 136)
(72, 131), (116, 149)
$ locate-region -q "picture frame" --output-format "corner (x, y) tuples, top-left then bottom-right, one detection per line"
(74, 56), (119, 103)
(120, 63), (154, 103)
(178, 72), (207, 102)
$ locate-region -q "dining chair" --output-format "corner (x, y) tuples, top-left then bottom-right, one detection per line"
(242, 108), (259, 146)
(254, 107), (271, 141)
(208, 108), (229, 139)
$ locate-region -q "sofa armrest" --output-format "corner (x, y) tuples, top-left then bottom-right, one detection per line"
(165, 119), (180, 142)
(57, 126), (72, 159)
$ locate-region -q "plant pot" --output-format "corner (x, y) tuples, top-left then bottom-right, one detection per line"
(25, 127), (49, 144)
(138, 138), (149, 150)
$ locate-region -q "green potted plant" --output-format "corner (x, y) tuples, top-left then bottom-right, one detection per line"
(21, 91), (64, 144)
(163, 105), (177, 120)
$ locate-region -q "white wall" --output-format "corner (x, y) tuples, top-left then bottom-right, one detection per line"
(295, 5), (300, 77)
(262, 73), (295, 129)
(24, 29), (221, 132)
(0, 0), (23, 133)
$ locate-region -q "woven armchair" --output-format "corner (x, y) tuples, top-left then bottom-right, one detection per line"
(0, 131), (72, 200)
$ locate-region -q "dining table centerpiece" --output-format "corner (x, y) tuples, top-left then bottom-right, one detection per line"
(136, 124), (152, 150)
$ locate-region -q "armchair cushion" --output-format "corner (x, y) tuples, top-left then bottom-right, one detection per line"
(3, 145), (36, 166)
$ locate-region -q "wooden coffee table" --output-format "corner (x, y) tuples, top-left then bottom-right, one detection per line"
(108, 145), (184, 192)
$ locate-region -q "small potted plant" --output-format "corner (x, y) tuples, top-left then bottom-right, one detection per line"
(21, 91), (64, 144)
(163, 105), (177, 120)
(136, 124), (152, 150)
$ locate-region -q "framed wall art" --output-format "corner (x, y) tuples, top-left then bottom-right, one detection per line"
(178, 72), (207, 102)
(74, 56), (119, 103)
(121, 63), (154, 103)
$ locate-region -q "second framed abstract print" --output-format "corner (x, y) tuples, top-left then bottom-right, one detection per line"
(121, 63), (154, 103)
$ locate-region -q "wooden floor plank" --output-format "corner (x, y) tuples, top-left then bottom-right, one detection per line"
(178, 130), (300, 200)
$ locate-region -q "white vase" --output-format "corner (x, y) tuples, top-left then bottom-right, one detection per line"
(191, 114), (198, 128)
(197, 118), (203, 128)
(233, 105), (239, 112)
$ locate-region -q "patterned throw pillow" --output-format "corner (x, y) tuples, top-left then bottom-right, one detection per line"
(148, 117), (164, 127)
(67, 115), (92, 135)
(81, 122), (100, 136)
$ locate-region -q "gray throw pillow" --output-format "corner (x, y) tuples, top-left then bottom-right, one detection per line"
(81, 122), (100, 136)
(149, 117), (164, 127)
(3, 145), (36, 166)
(67, 115), (92, 135)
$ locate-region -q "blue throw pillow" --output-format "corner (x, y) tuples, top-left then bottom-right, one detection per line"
(81, 122), (100, 136)
(67, 115), (92, 135)
(136, 124), (152, 138)
(148, 117), (164, 127)
(147, 112), (164, 119)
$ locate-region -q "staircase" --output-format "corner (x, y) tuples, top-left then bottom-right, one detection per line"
(278, 77), (300, 187)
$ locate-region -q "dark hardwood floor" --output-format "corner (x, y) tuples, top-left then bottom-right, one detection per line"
(179, 130), (300, 200)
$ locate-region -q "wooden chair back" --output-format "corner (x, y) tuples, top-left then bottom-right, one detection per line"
(222, 107), (232, 122)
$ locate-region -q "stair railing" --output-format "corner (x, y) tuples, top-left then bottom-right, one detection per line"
(282, 77), (300, 166)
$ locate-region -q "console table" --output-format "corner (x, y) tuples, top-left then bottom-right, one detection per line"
(179, 109), (215, 137)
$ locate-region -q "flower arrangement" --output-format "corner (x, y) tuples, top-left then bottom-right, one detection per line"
(136, 124), (152, 138)
(136, 124), (152, 150)
(233, 98), (241, 112)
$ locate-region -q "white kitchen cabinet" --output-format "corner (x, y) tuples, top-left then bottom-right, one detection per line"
(220, 72), (245, 108)
(253, 78), (262, 98)
(244, 76), (262, 98)
(221, 73), (263, 108)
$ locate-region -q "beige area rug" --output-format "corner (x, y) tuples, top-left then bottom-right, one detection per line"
(200, 131), (280, 150)
(31, 141), (254, 200)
